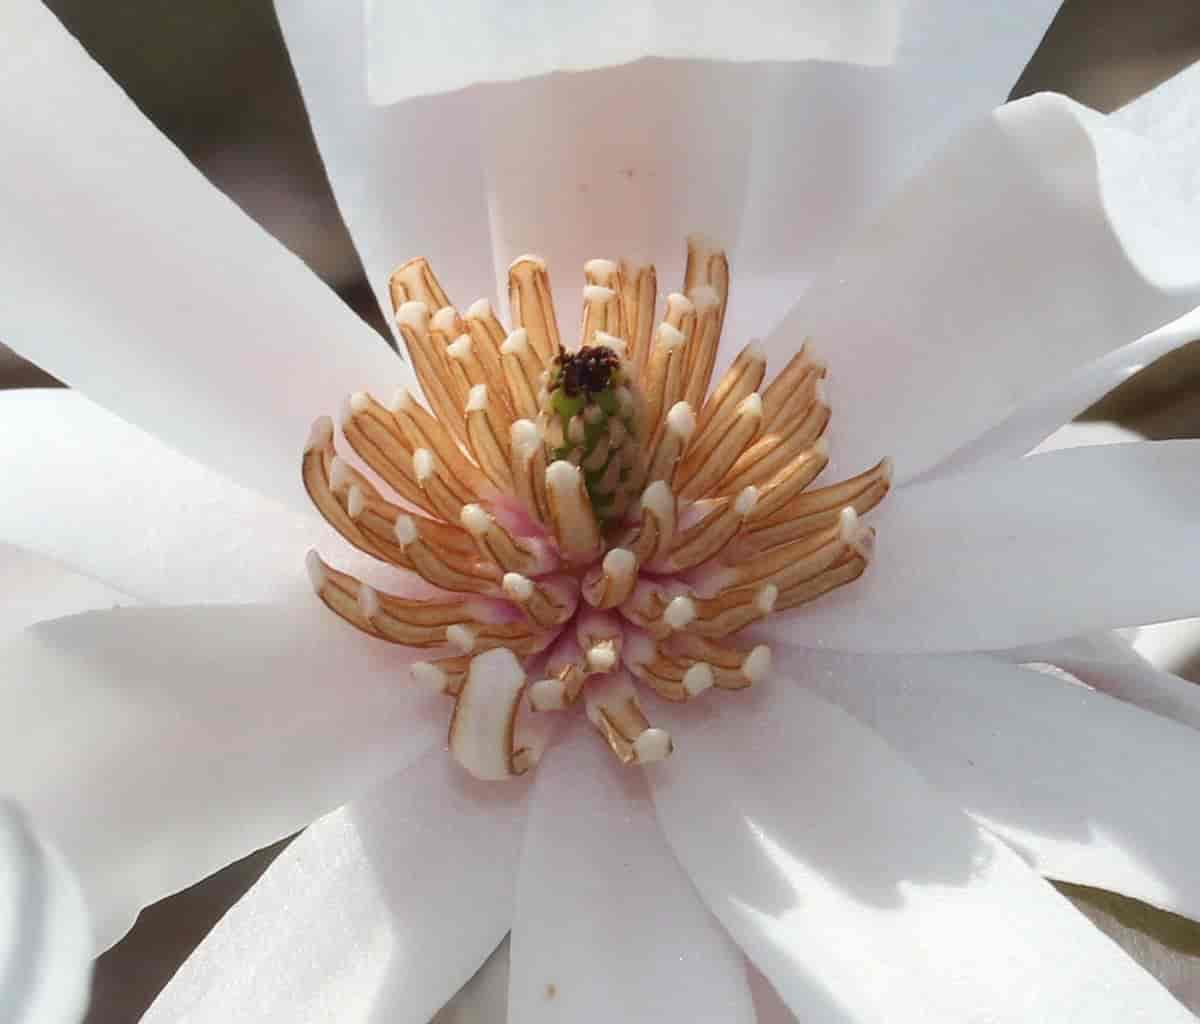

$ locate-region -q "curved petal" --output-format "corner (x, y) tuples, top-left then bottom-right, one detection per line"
(278, 1), (1057, 336)
(0, 542), (129, 640)
(0, 801), (91, 1024)
(1009, 631), (1200, 734)
(0, 600), (443, 951)
(764, 440), (1200, 653)
(1113, 58), (1200, 204)
(0, 1), (410, 514)
(0, 390), (319, 605)
(145, 750), (525, 1023)
(365, 0), (899, 104)
(509, 721), (754, 1023)
(768, 93), (1200, 485)
(647, 676), (1192, 1022)
(932, 307), (1200, 476)
(779, 645), (1200, 923)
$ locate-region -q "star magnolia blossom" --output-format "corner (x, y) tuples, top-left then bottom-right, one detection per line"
(6, 2), (1200, 1022)
(304, 239), (886, 778)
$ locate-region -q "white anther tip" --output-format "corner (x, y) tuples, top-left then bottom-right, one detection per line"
(411, 661), (447, 694)
(501, 328), (529, 355)
(594, 331), (627, 358)
(663, 595), (696, 630)
(412, 448), (435, 481)
(388, 388), (416, 414)
(666, 402), (695, 439)
(838, 506), (860, 542)
(666, 292), (695, 316)
(357, 584), (380, 619)
(688, 284), (721, 312)
(511, 419), (542, 454)
(466, 297), (492, 320)
(529, 678), (567, 712)
(735, 486), (759, 517)
(583, 284), (616, 303)
(304, 550), (326, 592)
(446, 624), (476, 653)
(347, 485), (366, 520)
(545, 460), (581, 489)
(641, 480), (675, 521)
(742, 645), (772, 683)
(587, 642), (617, 672)
(683, 663), (714, 697)
(394, 515), (418, 546)
(395, 300), (430, 330)
(745, 340), (766, 363)
(510, 253), (547, 272)
(880, 456), (894, 483)
(815, 378), (829, 406)
(655, 322), (685, 350)
(738, 392), (764, 418)
(603, 547), (637, 577)
(584, 258), (618, 278)
(502, 572), (534, 601)
(756, 584), (779, 614)
(633, 728), (673, 764)
(466, 384), (488, 412)
(447, 334), (472, 360)
(460, 503), (491, 535)
(304, 416), (333, 453)
(337, 396), (354, 430)
(430, 306), (459, 333)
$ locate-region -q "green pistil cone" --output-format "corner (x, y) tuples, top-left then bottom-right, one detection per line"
(543, 346), (639, 524)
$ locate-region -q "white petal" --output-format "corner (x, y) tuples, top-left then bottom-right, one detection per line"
(937, 307), (1200, 474)
(768, 440), (1200, 653)
(0, 801), (91, 1024)
(647, 676), (1192, 1022)
(365, 0), (899, 104)
(0, 601), (443, 950)
(0, 2), (410, 513)
(146, 750), (525, 1023)
(279, 2), (1057, 337)
(1011, 631), (1200, 734)
(0, 390), (319, 605)
(509, 722), (754, 1023)
(0, 542), (129, 640)
(769, 94), (1200, 485)
(781, 645), (1200, 922)
(1113, 58), (1200, 204)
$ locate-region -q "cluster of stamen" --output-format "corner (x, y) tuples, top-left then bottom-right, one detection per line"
(302, 237), (889, 780)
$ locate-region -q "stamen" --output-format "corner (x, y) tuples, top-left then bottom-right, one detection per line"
(449, 648), (533, 780)
(692, 342), (766, 450)
(681, 285), (723, 415)
(661, 486), (757, 572)
(336, 393), (433, 514)
(644, 400), (694, 486)
(580, 283), (622, 347)
(751, 438), (830, 521)
(585, 671), (673, 765)
(501, 329), (543, 420)
(461, 503), (557, 576)
(510, 419), (551, 523)
(394, 513), (498, 595)
(391, 389), (489, 503)
(676, 392), (763, 500)
(508, 255), (561, 366)
(761, 344), (823, 434)
(581, 547), (638, 609)
(545, 461), (600, 562)
(627, 480), (676, 564)
(465, 384), (513, 492)
(643, 310), (690, 445)
(668, 634), (771, 690)
(463, 299), (513, 414)
(617, 260), (657, 381)
(393, 300), (469, 445)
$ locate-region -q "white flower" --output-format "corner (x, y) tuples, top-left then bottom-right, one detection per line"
(3, 2), (1200, 1021)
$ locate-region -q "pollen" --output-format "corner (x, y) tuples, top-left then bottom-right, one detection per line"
(301, 237), (889, 780)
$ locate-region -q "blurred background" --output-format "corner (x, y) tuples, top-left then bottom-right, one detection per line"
(5, 1), (1200, 1019)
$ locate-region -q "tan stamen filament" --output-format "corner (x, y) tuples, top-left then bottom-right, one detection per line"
(303, 239), (887, 777)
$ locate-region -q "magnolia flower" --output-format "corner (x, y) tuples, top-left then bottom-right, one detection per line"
(5, 2), (1200, 1021)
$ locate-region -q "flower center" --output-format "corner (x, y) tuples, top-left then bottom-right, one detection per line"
(301, 238), (889, 781)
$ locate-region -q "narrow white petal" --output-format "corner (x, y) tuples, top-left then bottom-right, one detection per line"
(0, 391), (318, 605)
(648, 677), (1192, 1022)
(767, 441), (1200, 653)
(1011, 631), (1200, 734)
(781, 646), (1200, 923)
(0, 601), (443, 951)
(0, 801), (91, 1024)
(769, 94), (1200, 485)
(146, 751), (526, 1023)
(0, 542), (129, 641)
(0, 2), (410, 513)
(509, 722), (754, 1023)
(1113, 58), (1200, 204)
